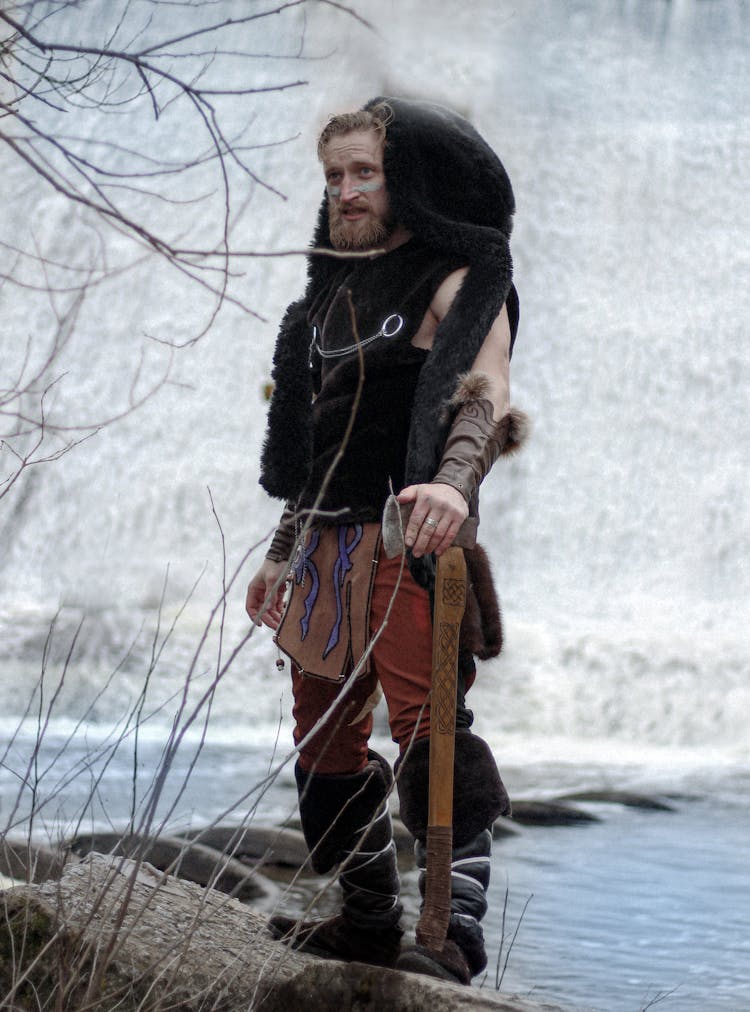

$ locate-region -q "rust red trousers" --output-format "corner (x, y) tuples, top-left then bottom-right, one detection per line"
(292, 546), (436, 775)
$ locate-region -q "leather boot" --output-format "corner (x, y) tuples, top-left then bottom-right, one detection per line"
(396, 829), (492, 983)
(269, 752), (403, 966)
(394, 732), (509, 984)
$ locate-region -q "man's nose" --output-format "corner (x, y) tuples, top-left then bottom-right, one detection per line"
(340, 174), (362, 202)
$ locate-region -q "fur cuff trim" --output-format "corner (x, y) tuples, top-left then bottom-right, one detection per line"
(496, 406), (531, 456)
(449, 371), (493, 406)
(447, 373), (531, 456)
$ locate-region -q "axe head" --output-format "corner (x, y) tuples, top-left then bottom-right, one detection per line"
(381, 494), (410, 559)
(380, 494), (479, 558)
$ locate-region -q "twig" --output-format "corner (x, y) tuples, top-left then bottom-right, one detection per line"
(496, 888), (533, 991)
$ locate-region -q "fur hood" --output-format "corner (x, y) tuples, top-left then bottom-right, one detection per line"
(260, 96), (517, 501)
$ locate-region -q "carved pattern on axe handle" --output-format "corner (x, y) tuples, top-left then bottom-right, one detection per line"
(415, 545), (467, 952)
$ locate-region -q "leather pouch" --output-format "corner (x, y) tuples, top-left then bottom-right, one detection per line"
(275, 523), (381, 681)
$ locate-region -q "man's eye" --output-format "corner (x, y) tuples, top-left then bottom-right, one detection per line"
(360, 167), (374, 177)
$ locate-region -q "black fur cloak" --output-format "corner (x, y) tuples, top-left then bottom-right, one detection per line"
(259, 96), (517, 502)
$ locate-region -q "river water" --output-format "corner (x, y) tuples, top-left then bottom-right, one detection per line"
(1, 2), (749, 1009)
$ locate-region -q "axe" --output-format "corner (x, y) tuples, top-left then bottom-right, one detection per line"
(382, 495), (470, 951)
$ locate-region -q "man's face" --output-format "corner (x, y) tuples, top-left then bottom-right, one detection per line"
(322, 129), (393, 251)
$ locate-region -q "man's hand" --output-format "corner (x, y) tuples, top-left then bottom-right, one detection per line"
(245, 558), (289, 630)
(397, 482), (469, 558)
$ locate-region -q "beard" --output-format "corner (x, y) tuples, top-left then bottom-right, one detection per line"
(328, 203), (394, 251)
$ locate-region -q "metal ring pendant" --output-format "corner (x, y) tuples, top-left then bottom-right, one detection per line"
(380, 314), (404, 338)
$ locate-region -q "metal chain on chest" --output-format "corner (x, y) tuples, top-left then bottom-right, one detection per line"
(308, 313), (404, 368)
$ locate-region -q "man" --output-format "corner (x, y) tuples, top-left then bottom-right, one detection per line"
(246, 97), (527, 985)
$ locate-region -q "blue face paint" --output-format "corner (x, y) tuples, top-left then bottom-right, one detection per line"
(326, 180), (383, 199)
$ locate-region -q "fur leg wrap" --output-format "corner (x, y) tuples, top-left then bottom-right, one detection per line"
(415, 829), (493, 976)
(395, 731), (511, 847)
(338, 803), (401, 932)
(296, 751), (402, 931)
(396, 732), (508, 974)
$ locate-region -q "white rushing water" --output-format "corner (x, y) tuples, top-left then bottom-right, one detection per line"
(1, 2), (749, 1008)
(1, 0), (747, 764)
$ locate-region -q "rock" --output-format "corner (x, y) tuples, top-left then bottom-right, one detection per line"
(509, 801), (600, 826)
(0, 838), (71, 883)
(492, 816), (522, 838)
(556, 790), (676, 812)
(177, 824), (310, 868)
(392, 815), (417, 853)
(0, 854), (306, 1011)
(69, 831), (275, 901)
(0, 854), (566, 1011)
(265, 961), (567, 1011)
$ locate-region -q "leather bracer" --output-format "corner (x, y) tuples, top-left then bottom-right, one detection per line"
(265, 503), (297, 563)
(432, 373), (530, 503)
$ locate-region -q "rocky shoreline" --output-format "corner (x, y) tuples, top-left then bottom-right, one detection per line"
(1, 791), (674, 1009)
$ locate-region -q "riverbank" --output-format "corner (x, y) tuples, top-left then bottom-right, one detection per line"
(3, 754), (748, 1010)
(2, 852), (568, 1011)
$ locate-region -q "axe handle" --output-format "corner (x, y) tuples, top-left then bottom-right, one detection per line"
(415, 545), (467, 952)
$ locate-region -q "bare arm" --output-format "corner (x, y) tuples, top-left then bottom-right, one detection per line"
(399, 268), (512, 558)
(411, 268), (511, 417)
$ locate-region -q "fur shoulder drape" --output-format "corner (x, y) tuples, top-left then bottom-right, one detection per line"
(259, 95), (519, 503)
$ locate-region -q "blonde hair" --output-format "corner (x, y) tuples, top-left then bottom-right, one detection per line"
(316, 101), (393, 160)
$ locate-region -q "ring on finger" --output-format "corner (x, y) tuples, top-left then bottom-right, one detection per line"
(424, 517), (439, 528)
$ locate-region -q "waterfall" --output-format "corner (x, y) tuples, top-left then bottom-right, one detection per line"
(1, 0), (748, 757)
